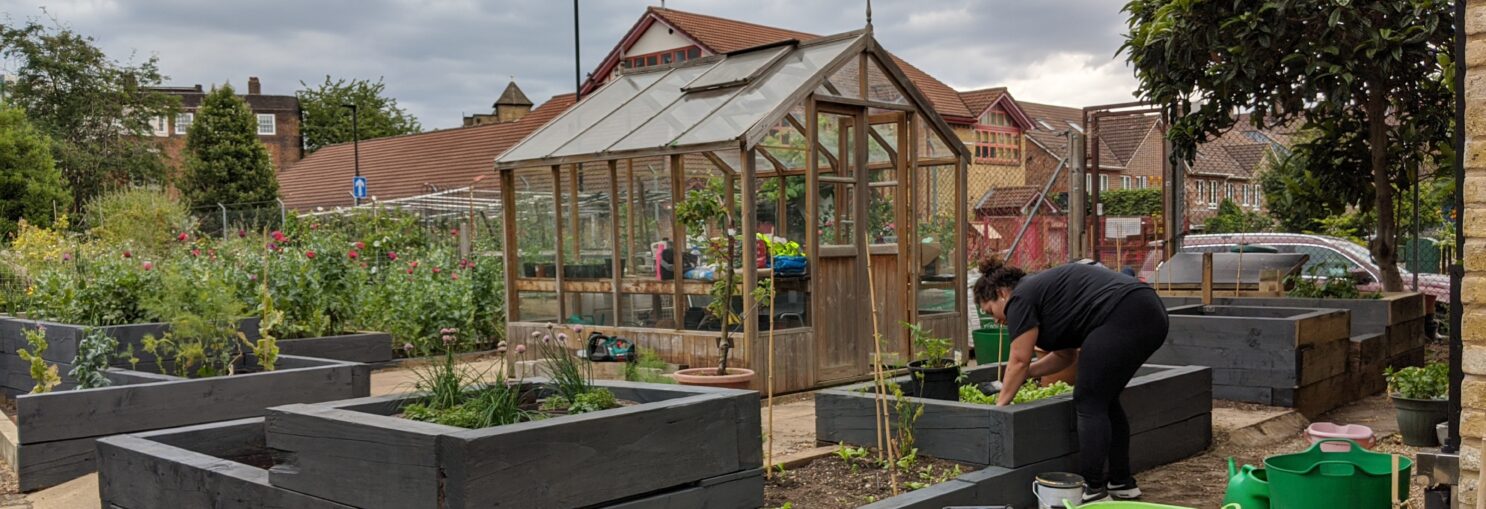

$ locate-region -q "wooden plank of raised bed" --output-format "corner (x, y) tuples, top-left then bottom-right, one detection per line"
(1385, 317), (1427, 358)
(277, 332), (393, 364)
(440, 393), (747, 508)
(1297, 337), (1349, 387)
(266, 402), (454, 509)
(857, 477), (980, 509)
(97, 434), (353, 509)
(1274, 372), (1352, 418)
(16, 358), (366, 444)
(957, 453), (1078, 509)
(1348, 333), (1388, 399)
(12, 436), (97, 492)
(1214, 384), (1273, 404)
(1129, 412), (1212, 472)
(604, 468), (765, 509)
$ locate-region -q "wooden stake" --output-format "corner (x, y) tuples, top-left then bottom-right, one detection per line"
(765, 269), (777, 479)
(1201, 251), (1214, 306)
(864, 226), (899, 495)
(1390, 453), (1400, 508)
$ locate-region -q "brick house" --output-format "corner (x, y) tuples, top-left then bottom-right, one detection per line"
(147, 77), (302, 176)
(277, 83), (573, 209)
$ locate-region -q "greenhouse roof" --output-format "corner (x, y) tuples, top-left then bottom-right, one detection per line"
(496, 29), (962, 169)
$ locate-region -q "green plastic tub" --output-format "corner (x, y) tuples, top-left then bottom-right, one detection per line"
(1067, 501), (1197, 508)
(1263, 439), (1411, 509)
(972, 325), (1011, 366)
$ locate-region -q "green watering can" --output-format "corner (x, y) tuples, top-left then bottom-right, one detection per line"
(1223, 457), (1271, 509)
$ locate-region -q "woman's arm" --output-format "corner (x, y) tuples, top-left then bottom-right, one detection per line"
(995, 327), (1039, 406)
(1028, 348), (1078, 378)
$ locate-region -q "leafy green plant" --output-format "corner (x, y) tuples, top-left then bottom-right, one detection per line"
(17, 326), (59, 393)
(888, 383), (924, 470)
(903, 321), (953, 367)
(402, 327), (532, 429)
(1385, 362), (1447, 400)
(1286, 263), (1381, 300)
(568, 389), (618, 414)
(69, 327), (117, 389)
(624, 348), (676, 384)
(81, 187), (193, 258)
(139, 259), (249, 378)
(958, 380), (1074, 405)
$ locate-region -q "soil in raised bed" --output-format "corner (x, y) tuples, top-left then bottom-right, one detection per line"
(765, 452), (975, 509)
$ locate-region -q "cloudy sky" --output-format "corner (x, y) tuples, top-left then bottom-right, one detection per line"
(1, 0), (1140, 130)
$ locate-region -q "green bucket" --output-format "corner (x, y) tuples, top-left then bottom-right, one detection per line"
(972, 325), (1011, 366)
(1263, 439), (1411, 509)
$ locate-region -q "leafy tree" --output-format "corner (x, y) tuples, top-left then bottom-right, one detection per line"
(0, 106), (70, 239)
(1123, 0), (1453, 291)
(1100, 188), (1162, 216)
(0, 21), (177, 207)
(1205, 199), (1272, 234)
(181, 85), (278, 207)
(1258, 148), (1348, 232)
(297, 76), (421, 153)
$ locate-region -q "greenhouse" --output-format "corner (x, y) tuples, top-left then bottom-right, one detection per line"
(494, 28), (970, 393)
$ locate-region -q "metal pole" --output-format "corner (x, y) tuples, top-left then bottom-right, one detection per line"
(1413, 160), (1420, 292)
(1089, 112), (1102, 264)
(573, 0), (581, 98)
(353, 106), (360, 207)
(1447, 0), (1465, 455)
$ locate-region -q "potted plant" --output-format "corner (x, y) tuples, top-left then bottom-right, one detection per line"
(1385, 361), (1448, 446)
(670, 179), (757, 390)
(904, 321), (958, 400)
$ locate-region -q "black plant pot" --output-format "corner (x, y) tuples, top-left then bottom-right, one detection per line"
(907, 360), (960, 401)
(1392, 394), (1448, 447)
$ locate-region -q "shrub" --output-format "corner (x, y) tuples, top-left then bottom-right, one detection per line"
(82, 187), (193, 258)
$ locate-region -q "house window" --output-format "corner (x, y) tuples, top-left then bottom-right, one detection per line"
(662, 53), (672, 64)
(1099, 174), (1109, 191)
(687, 47), (700, 59)
(1209, 180), (1219, 207)
(256, 114), (276, 135)
(1137, 176), (1148, 189)
(174, 113), (193, 135)
(1196, 181), (1206, 203)
(972, 126), (1020, 164)
(151, 116), (169, 137)
(646, 55), (657, 66)
(1086, 174), (1092, 193)
(1121, 176), (1131, 189)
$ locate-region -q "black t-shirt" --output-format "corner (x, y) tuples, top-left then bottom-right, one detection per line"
(1002, 263), (1152, 351)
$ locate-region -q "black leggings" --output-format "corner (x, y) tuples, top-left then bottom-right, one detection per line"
(1073, 289), (1168, 488)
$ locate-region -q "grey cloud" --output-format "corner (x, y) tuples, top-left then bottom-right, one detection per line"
(0, 0), (1134, 129)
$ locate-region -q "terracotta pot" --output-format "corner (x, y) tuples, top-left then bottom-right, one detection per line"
(673, 367), (756, 390)
(1036, 348), (1078, 387)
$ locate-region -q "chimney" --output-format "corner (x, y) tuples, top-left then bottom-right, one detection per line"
(247, 77), (261, 95)
(193, 84), (203, 92)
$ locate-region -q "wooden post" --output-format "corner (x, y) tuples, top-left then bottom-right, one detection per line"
(553, 165), (567, 322)
(1201, 251), (1214, 306)
(500, 169), (520, 323)
(609, 160), (622, 326)
(670, 155), (686, 329)
(742, 149), (759, 381)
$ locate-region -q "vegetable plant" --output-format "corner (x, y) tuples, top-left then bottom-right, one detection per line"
(904, 321), (953, 367)
(68, 327), (117, 389)
(17, 326), (59, 393)
(958, 380), (1074, 405)
(1385, 362), (1447, 400)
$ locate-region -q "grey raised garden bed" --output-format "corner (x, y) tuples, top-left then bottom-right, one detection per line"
(816, 363), (1211, 471)
(264, 379), (762, 509)
(1159, 305), (1352, 417)
(277, 331), (393, 364)
(1162, 293), (1429, 400)
(0, 354), (369, 492)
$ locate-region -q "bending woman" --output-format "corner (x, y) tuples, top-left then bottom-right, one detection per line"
(974, 258), (1168, 503)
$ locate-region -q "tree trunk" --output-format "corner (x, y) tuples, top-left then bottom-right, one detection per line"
(1366, 84), (1405, 292)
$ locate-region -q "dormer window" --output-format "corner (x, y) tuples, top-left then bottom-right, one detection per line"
(973, 107), (1020, 165)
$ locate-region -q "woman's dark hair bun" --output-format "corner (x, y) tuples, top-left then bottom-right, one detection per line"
(972, 256), (1026, 304)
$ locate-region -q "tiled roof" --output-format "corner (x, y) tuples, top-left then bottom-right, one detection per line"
(278, 94), (576, 209)
(1020, 101), (1083, 158)
(975, 185), (1042, 212)
(958, 87), (1006, 118)
(1093, 114), (1158, 166)
(494, 81), (533, 107)
(152, 88), (300, 112)
(646, 7), (975, 120)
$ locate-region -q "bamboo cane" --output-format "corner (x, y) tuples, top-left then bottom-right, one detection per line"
(864, 243), (899, 494)
(765, 270), (777, 479)
(1390, 453), (1400, 508)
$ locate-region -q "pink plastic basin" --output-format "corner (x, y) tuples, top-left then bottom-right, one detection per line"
(1305, 422), (1375, 451)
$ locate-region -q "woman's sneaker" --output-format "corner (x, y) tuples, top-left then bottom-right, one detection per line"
(1081, 486), (1111, 503)
(1108, 479), (1142, 499)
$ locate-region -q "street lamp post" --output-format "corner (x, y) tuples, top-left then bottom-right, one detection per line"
(342, 103), (360, 206)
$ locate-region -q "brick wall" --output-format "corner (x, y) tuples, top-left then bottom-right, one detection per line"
(1463, 0), (1486, 503)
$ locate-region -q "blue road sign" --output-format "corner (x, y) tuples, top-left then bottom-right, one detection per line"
(353, 176), (368, 199)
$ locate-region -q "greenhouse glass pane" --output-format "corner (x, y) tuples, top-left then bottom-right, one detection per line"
(607, 86), (742, 152)
(674, 35), (859, 147)
(498, 71), (668, 162)
(550, 65), (710, 157)
(683, 45), (790, 91)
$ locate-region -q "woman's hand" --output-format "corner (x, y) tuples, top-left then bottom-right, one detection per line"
(1028, 348), (1078, 378)
(995, 327), (1038, 406)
